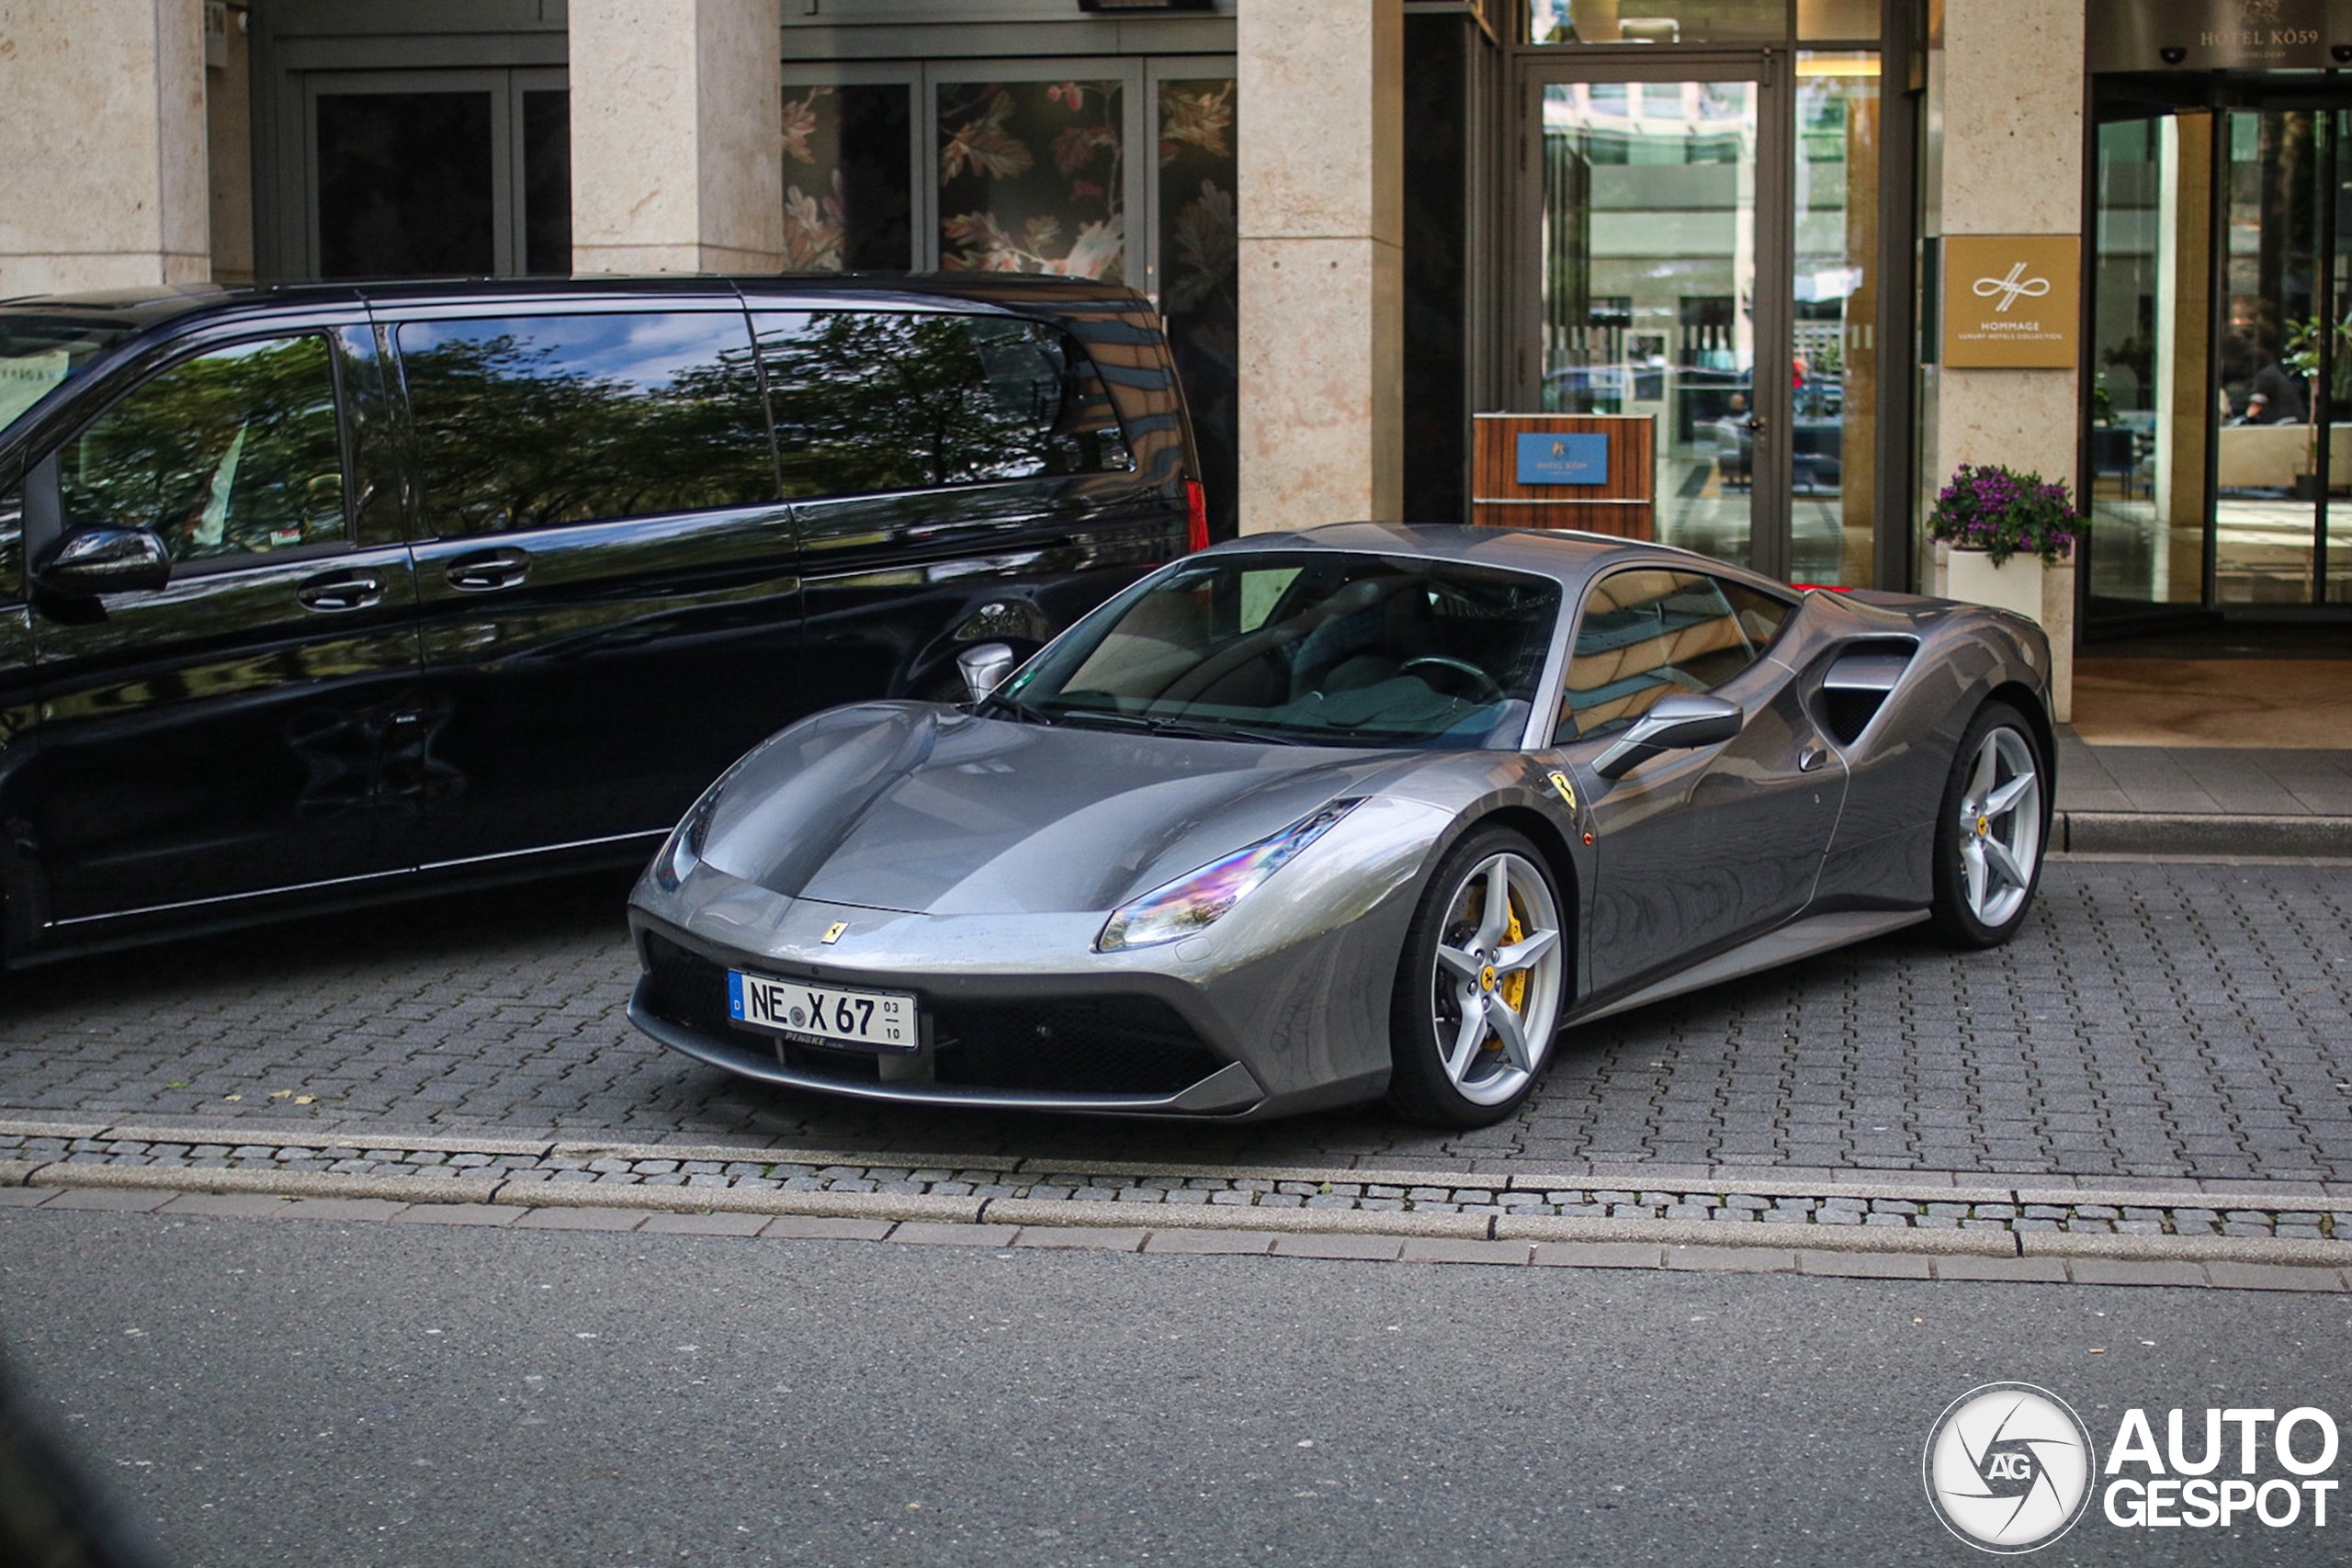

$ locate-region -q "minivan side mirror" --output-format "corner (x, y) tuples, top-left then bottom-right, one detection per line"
(1593, 692), (1742, 779)
(956, 641), (1018, 705)
(34, 525), (173, 598)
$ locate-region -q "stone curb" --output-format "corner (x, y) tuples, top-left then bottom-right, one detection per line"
(13, 1162), (2352, 1286)
(2018, 1231), (2352, 1267)
(81, 1126), (561, 1158)
(979, 1197), (1490, 1239)
(487, 1181), (985, 1224)
(1492, 1213), (2018, 1256)
(2058, 810), (2352, 859)
(24, 1163), (498, 1204)
(6, 1117), (2341, 1212)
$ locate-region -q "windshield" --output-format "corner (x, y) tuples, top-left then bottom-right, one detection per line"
(0, 315), (141, 440)
(1004, 552), (1562, 749)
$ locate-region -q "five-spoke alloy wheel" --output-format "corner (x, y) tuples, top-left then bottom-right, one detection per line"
(1387, 828), (1566, 1126)
(1930, 701), (2048, 947)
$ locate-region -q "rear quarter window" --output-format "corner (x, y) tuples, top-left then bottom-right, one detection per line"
(753, 310), (1131, 499)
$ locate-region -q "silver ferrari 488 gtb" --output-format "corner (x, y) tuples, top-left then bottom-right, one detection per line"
(628, 525), (2055, 1127)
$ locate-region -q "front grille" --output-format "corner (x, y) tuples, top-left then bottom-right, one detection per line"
(641, 931), (733, 1034)
(931, 997), (1224, 1095)
(639, 931), (1223, 1097)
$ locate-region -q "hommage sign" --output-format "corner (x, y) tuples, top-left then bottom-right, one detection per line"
(1941, 235), (2080, 369)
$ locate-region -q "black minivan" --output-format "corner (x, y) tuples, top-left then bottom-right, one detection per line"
(0, 275), (1201, 963)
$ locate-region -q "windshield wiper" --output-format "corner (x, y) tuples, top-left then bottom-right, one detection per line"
(1052, 708), (1304, 746)
(978, 693), (1056, 725)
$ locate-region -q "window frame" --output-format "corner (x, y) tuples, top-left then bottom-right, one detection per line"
(45, 328), (360, 582)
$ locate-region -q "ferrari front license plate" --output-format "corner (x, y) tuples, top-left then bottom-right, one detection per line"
(728, 971), (918, 1054)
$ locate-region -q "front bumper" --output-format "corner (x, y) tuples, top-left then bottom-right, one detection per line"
(622, 815), (1440, 1118)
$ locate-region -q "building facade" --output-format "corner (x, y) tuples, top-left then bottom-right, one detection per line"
(2, 0), (2346, 646)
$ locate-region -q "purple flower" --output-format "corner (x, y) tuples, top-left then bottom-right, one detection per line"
(1928, 463), (2077, 566)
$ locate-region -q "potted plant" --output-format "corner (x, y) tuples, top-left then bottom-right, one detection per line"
(1928, 462), (2078, 721)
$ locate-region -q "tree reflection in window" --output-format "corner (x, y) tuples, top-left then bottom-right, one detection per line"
(755, 310), (1130, 498)
(60, 334), (347, 566)
(398, 313), (774, 537)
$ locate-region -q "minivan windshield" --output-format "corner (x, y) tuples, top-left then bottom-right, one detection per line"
(0, 315), (140, 440)
(1000, 552), (1562, 750)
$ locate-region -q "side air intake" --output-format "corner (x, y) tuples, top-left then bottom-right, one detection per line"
(1818, 638), (1917, 746)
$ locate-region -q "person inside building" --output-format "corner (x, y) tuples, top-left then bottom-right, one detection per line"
(2240, 346), (2309, 425)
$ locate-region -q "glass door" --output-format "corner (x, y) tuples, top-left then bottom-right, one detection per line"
(2216, 104), (2346, 606)
(2086, 87), (2352, 618)
(1521, 62), (1781, 575)
(301, 69), (570, 279)
(1517, 51), (1878, 586)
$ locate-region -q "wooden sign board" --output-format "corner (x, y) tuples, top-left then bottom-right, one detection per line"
(1471, 413), (1655, 537)
(1942, 234), (2081, 369)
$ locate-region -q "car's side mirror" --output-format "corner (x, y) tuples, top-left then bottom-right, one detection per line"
(1593, 692), (1742, 779)
(34, 525), (173, 598)
(956, 641), (1018, 705)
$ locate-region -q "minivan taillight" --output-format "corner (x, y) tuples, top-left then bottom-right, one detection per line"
(1184, 479), (1209, 553)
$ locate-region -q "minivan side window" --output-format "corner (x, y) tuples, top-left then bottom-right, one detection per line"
(398, 312), (773, 538)
(753, 310), (1131, 499)
(58, 334), (348, 568)
(1555, 569), (1780, 743)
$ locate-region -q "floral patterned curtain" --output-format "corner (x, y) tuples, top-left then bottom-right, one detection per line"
(937, 80), (1125, 279)
(1159, 78), (1238, 540)
(780, 85), (913, 272)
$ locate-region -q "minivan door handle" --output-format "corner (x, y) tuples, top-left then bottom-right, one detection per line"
(296, 569), (385, 612)
(444, 548), (531, 592)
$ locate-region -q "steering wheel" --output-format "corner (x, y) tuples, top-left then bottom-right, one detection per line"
(1399, 656), (1505, 703)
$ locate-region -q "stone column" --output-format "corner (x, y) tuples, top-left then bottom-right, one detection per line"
(1932, 0), (2085, 486)
(1926, 0), (2085, 719)
(1237, 0), (1404, 533)
(570, 0), (782, 275)
(0, 0), (209, 296)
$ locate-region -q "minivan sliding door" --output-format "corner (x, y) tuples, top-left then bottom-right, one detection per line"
(388, 299), (798, 873)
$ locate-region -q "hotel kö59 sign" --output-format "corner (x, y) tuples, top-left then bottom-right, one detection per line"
(1942, 234), (2080, 368)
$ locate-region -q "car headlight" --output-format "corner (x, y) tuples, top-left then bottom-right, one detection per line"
(1096, 800), (1361, 953)
(651, 779), (726, 893)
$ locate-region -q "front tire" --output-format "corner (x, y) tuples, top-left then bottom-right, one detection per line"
(1385, 828), (1567, 1128)
(1928, 700), (2049, 948)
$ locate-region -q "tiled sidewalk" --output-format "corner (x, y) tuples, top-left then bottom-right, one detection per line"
(2053, 731), (2352, 853)
(2056, 733), (2352, 817)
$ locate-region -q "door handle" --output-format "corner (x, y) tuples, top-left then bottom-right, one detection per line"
(296, 569), (384, 612)
(1799, 743), (1829, 773)
(1745, 415), (1768, 432)
(445, 548), (531, 592)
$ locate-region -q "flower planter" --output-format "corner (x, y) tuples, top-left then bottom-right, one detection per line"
(1933, 542), (2075, 724)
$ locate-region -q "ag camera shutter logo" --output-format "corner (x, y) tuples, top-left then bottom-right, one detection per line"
(1923, 1383), (2097, 1552)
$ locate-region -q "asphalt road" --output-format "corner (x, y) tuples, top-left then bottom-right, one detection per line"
(0, 857), (2346, 1184)
(2, 1207), (2346, 1567)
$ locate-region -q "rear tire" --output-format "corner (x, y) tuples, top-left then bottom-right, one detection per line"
(1385, 827), (1567, 1128)
(1928, 700), (2048, 948)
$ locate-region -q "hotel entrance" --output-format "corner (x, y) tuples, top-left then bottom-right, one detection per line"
(2087, 76), (2352, 624)
(1509, 3), (1900, 587)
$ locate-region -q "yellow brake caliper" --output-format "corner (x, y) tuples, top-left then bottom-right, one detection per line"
(1482, 896), (1528, 1052)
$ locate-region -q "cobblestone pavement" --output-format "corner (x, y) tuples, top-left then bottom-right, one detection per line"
(0, 858), (2345, 1184)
